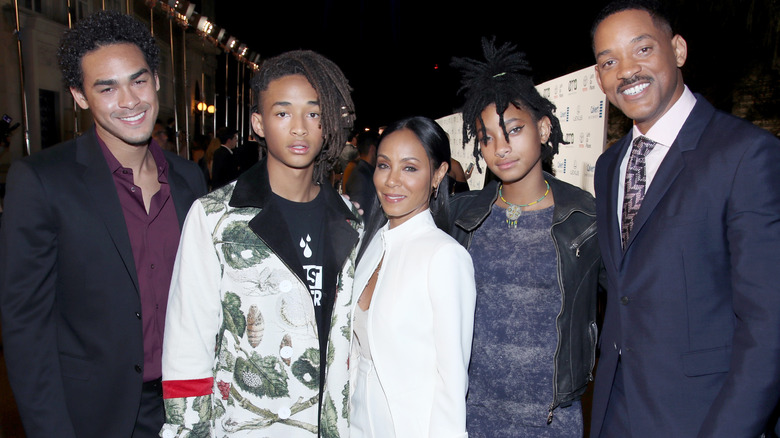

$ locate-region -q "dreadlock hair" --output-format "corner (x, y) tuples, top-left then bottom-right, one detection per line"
(450, 37), (565, 173)
(250, 50), (356, 184)
(58, 10), (160, 93)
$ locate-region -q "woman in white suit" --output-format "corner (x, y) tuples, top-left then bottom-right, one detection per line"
(350, 116), (477, 438)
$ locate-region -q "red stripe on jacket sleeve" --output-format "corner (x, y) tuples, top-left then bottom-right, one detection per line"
(162, 378), (214, 399)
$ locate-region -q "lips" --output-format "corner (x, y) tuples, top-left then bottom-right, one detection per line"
(494, 159), (517, 171)
(288, 142), (310, 154)
(621, 82), (649, 96)
(381, 193), (406, 203)
(118, 111), (146, 123)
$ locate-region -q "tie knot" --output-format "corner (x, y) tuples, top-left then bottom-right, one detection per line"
(632, 136), (656, 155)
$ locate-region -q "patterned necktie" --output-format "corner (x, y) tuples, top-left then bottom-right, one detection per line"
(621, 136), (656, 247)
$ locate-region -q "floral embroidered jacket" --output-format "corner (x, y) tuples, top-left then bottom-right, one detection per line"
(160, 161), (362, 438)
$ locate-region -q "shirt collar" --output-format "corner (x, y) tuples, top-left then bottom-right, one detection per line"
(96, 132), (169, 180)
(632, 85), (697, 147)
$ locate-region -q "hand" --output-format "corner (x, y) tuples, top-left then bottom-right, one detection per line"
(342, 193), (364, 216)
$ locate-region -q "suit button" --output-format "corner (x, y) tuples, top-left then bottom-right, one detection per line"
(620, 296), (630, 305)
(613, 342), (618, 350)
(135, 364), (143, 373)
(135, 312), (141, 319)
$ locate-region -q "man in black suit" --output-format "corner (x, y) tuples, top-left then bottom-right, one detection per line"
(210, 126), (240, 189)
(589, 1), (780, 437)
(0, 11), (206, 438)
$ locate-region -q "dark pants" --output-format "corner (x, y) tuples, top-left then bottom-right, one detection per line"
(132, 378), (165, 438)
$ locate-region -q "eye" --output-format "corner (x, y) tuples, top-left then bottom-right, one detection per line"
(508, 125), (525, 135)
(99, 87), (114, 94)
(601, 59), (615, 69)
(308, 112), (320, 119)
(275, 111), (288, 118)
(376, 162), (389, 170)
(403, 165), (418, 172)
(478, 136), (491, 147)
(638, 46), (652, 55)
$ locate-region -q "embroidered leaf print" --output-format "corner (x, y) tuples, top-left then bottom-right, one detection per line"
(291, 347), (320, 390)
(320, 393), (340, 438)
(192, 394), (212, 423)
(222, 292), (246, 339)
(234, 352), (289, 398)
(341, 382), (350, 419)
(220, 222), (270, 270)
(190, 422), (211, 438)
(213, 399), (226, 419)
(164, 398), (186, 424)
(246, 304), (264, 348)
(200, 190), (229, 214)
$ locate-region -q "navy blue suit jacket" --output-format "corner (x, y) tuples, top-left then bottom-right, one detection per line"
(591, 95), (780, 437)
(0, 127), (207, 438)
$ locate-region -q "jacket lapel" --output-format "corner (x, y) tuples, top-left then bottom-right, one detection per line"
(621, 95), (715, 254)
(76, 128), (139, 293)
(600, 136), (629, 270)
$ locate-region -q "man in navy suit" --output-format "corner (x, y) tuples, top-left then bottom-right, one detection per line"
(0, 11), (206, 438)
(589, 1), (780, 437)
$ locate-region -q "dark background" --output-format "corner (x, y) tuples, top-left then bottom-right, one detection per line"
(214, 0), (779, 132)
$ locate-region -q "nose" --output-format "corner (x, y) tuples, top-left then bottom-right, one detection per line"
(382, 167), (400, 188)
(494, 135), (511, 159)
(617, 58), (641, 81)
(118, 86), (140, 109)
(290, 116), (308, 137)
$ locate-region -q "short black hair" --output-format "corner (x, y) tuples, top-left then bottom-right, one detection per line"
(216, 126), (238, 144)
(355, 131), (379, 156)
(591, 0), (674, 50)
(451, 37), (564, 173)
(57, 10), (160, 92)
(250, 50), (355, 184)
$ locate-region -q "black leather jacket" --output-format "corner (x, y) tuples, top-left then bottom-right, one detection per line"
(449, 174), (602, 422)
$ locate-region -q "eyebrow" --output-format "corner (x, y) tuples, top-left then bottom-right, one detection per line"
(270, 100), (320, 107)
(596, 33), (654, 59)
(92, 68), (150, 87)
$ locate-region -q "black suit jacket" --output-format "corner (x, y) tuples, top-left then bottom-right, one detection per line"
(0, 127), (207, 438)
(210, 146), (239, 189)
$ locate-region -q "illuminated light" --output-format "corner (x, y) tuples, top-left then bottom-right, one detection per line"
(207, 105), (216, 114)
(216, 29), (226, 42)
(238, 44), (248, 57)
(226, 37), (237, 49)
(196, 16), (213, 34)
(196, 101), (206, 111)
(184, 3), (196, 19)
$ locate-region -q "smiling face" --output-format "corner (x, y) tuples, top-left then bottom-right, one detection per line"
(477, 103), (550, 185)
(71, 43), (160, 150)
(252, 74), (324, 175)
(373, 128), (447, 229)
(593, 9), (687, 133)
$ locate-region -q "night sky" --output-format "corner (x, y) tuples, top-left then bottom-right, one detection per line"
(214, 0), (775, 131)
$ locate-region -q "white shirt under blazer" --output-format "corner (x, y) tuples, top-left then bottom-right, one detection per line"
(349, 209), (476, 437)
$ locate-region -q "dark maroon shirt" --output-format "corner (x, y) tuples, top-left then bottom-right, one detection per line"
(98, 135), (180, 382)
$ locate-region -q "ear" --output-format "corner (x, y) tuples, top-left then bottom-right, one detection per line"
(671, 34), (687, 68)
(538, 115), (552, 144)
(70, 87), (89, 110)
(154, 73), (161, 91)
(251, 112), (265, 138)
(432, 161), (449, 190)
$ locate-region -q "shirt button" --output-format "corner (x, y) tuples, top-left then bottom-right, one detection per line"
(150, 264), (156, 270)
(135, 312), (141, 319)
(130, 186), (136, 192)
(620, 296), (630, 305)
(134, 364), (143, 373)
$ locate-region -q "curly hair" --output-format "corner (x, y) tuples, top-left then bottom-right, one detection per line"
(450, 37), (565, 172)
(250, 50), (356, 184)
(58, 10), (160, 93)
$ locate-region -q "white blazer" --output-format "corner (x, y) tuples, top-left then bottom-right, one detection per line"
(350, 210), (476, 437)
